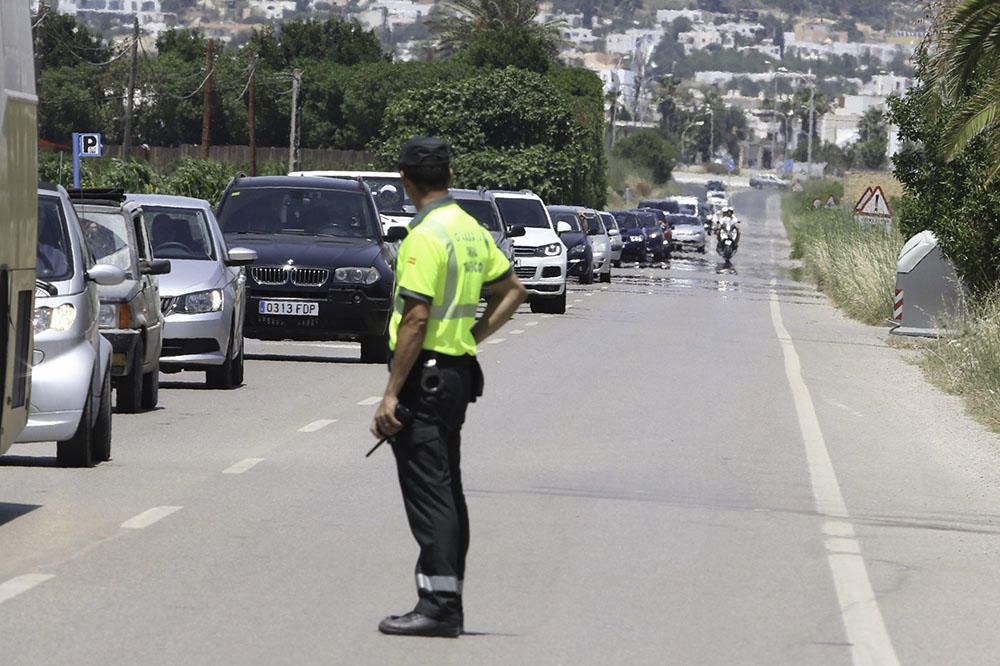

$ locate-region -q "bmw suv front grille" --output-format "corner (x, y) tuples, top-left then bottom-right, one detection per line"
(251, 265), (330, 287)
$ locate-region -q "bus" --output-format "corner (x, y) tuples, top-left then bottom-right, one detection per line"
(0, 4), (39, 453)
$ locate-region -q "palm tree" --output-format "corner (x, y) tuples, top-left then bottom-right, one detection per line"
(924, 0), (1000, 175)
(426, 0), (564, 55)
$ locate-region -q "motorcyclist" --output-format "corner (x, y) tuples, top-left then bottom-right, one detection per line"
(716, 207), (741, 250)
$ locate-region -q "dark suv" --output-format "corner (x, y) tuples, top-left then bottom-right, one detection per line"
(216, 176), (395, 363)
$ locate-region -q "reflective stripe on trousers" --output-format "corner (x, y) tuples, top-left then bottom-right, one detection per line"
(417, 574), (463, 595)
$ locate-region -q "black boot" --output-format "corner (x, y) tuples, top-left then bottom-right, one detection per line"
(378, 611), (461, 638)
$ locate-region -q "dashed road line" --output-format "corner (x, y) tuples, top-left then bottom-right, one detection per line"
(357, 396), (381, 406)
(487, 338), (506, 345)
(121, 506), (183, 530)
(223, 458), (265, 475)
(525, 321), (539, 327)
(508, 329), (524, 335)
(298, 418), (338, 433)
(0, 574), (55, 605)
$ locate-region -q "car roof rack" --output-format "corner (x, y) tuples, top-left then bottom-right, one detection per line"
(67, 187), (126, 205)
(38, 181), (57, 191)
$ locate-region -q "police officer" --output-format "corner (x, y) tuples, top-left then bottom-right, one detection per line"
(371, 137), (527, 638)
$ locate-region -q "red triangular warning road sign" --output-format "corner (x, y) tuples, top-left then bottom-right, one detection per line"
(856, 186), (892, 217)
(854, 187), (874, 212)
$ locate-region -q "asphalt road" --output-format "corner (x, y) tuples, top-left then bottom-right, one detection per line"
(4, 189), (1000, 664)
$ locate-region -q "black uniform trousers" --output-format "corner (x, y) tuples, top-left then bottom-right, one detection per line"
(391, 353), (478, 623)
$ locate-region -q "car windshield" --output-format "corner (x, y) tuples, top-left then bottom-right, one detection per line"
(634, 212), (658, 227)
(80, 210), (133, 271)
(600, 214), (618, 231)
(496, 198), (551, 229)
(37, 197), (74, 281)
(219, 187), (380, 239)
(670, 215), (701, 226)
(549, 210), (584, 232)
(456, 199), (501, 232)
(586, 214), (606, 234)
(363, 176), (415, 216)
(142, 206), (216, 261)
(676, 202), (698, 215)
(639, 199), (679, 214)
(613, 212), (638, 229)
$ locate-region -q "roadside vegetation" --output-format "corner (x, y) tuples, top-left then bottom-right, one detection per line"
(782, 180), (902, 325)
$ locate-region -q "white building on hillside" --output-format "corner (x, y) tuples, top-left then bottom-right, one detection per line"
(605, 29), (663, 56)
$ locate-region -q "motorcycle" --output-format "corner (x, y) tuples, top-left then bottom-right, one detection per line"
(716, 220), (739, 261)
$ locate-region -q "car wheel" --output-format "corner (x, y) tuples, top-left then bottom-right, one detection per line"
(92, 369), (113, 463)
(141, 365), (159, 410)
(360, 335), (389, 364)
(116, 339), (144, 413)
(57, 384), (95, 468)
(548, 291), (567, 314)
(600, 269), (611, 283)
(612, 260), (621, 268)
(579, 266), (593, 285)
(231, 336), (245, 386)
(207, 336), (237, 390)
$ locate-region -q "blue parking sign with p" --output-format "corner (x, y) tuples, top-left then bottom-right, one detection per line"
(71, 132), (103, 188)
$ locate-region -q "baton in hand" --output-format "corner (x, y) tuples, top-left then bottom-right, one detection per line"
(365, 404), (413, 457)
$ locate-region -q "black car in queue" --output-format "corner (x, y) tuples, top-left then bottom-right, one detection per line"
(547, 205), (595, 284)
(216, 176), (396, 363)
(611, 211), (649, 264)
(631, 208), (672, 261)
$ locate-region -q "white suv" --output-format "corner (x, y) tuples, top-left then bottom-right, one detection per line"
(492, 191), (567, 314)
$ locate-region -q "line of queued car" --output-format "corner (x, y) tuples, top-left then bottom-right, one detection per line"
(17, 172), (727, 468)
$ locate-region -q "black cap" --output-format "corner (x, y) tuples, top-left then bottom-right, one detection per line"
(398, 136), (450, 168)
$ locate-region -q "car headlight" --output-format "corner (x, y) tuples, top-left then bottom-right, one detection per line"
(175, 288), (224, 314)
(34, 303), (77, 333)
(333, 266), (380, 285)
(536, 243), (563, 257)
(99, 302), (129, 329)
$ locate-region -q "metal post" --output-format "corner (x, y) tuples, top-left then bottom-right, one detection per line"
(201, 38), (214, 160)
(708, 106), (714, 160)
(121, 16), (139, 160)
(771, 74), (778, 170)
(72, 133), (81, 188)
(288, 68), (302, 173)
(807, 77), (815, 178)
(248, 59), (257, 177)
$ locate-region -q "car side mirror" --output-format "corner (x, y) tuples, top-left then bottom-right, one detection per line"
(225, 247), (258, 267)
(607, 227), (620, 236)
(86, 264), (127, 286)
(507, 225), (526, 238)
(556, 221), (572, 234)
(385, 226), (409, 243)
(140, 258), (171, 276)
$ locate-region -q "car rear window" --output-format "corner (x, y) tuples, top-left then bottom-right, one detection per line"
(548, 210), (583, 232)
(37, 196), (74, 281)
(364, 176), (414, 216)
(456, 199), (501, 232)
(141, 206), (216, 261)
(80, 210), (134, 272)
(496, 198), (551, 229)
(219, 187), (380, 239)
(669, 215), (701, 226)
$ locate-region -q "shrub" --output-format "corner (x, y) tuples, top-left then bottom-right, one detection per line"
(612, 129), (677, 184)
(157, 159), (235, 204)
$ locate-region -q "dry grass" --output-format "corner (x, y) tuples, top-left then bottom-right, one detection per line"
(783, 204), (902, 325)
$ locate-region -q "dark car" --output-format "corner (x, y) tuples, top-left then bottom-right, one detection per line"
(705, 180), (725, 192)
(217, 176), (395, 363)
(631, 208), (672, 261)
(611, 211), (648, 264)
(547, 205), (595, 284)
(638, 198), (680, 215)
(450, 189), (522, 263)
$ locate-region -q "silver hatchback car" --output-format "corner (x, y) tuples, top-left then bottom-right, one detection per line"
(128, 194), (257, 389)
(16, 185), (125, 467)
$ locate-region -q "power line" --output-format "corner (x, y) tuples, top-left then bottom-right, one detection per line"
(66, 39), (137, 67)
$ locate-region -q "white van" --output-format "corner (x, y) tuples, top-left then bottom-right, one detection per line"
(491, 191), (567, 314)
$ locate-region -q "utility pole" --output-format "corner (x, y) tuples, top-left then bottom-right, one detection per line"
(708, 105), (715, 161)
(248, 59), (257, 176)
(121, 16), (139, 160)
(806, 73), (816, 178)
(288, 68), (302, 173)
(200, 39), (214, 160)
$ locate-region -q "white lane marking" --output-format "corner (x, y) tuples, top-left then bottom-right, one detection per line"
(769, 280), (899, 666)
(601, 286), (608, 291)
(357, 396), (381, 406)
(566, 304), (573, 309)
(573, 298), (583, 302)
(121, 506), (183, 530)
(487, 338), (506, 345)
(525, 321), (539, 327)
(298, 418), (338, 433)
(223, 458), (265, 475)
(0, 574), (55, 605)
(584, 292), (594, 296)
(508, 329), (525, 335)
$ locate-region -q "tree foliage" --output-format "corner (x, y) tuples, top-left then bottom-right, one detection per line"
(375, 67), (606, 207)
(427, 0), (563, 56)
(612, 129), (677, 184)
